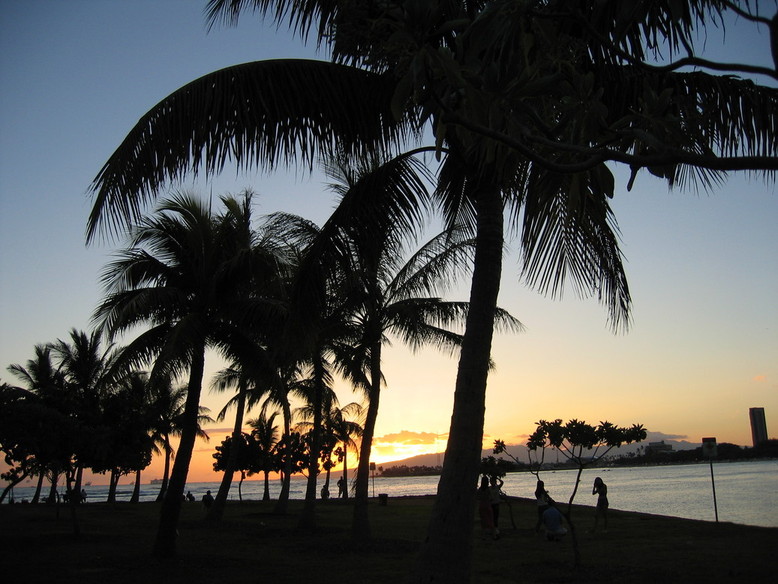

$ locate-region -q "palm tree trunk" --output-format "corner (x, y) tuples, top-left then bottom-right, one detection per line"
(274, 399), (293, 515)
(411, 184), (504, 583)
(130, 469), (141, 503)
(47, 471), (59, 504)
(32, 472), (44, 504)
(263, 470), (271, 501)
(298, 358), (324, 531)
(352, 341), (381, 540)
(156, 437), (172, 502)
(342, 448), (348, 498)
(153, 348), (205, 558)
(74, 466), (84, 502)
(107, 470), (119, 503)
(208, 385), (247, 521)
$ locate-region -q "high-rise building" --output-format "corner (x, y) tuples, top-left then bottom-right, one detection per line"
(749, 407), (768, 447)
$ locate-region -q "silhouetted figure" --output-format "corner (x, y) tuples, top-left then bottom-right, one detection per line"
(321, 484), (330, 500)
(489, 476), (504, 530)
(80, 488), (87, 503)
(202, 490), (214, 508)
(477, 475), (498, 540)
(592, 477), (609, 532)
(186, 491), (195, 502)
(534, 479), (551, 532)
(542, 503), (567, 541)
(337, 476), (347, 499)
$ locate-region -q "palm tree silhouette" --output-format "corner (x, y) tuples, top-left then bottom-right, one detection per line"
(5, 345), (71, 504)
(247, 410), (282, 500)
(94, 193), (267, 557)
(86, 2), (778, 572)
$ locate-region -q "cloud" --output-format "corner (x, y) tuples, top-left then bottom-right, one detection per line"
(375, 430), (442, 446)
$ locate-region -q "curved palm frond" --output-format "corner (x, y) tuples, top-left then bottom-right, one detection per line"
(520, 165), (631, 331)
(88, 59), (413, 241)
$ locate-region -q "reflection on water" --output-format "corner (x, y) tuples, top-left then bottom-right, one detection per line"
(6, 460), (777, 528)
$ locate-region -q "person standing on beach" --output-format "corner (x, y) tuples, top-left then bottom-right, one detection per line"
(337, 476), (347, 499)
(592, 477), (609, 532)
(202, 490), (214, 509)
(534, 479), (551, 532)
(477, 476), (498, 540)
(489, 476), (504, 531)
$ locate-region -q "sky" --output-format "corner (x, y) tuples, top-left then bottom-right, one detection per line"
(1, 1), (776, 484)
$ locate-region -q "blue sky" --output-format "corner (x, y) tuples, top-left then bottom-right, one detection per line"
(1, 1), (776, 470)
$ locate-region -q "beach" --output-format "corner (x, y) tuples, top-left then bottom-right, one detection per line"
(2, 494), (777, 584)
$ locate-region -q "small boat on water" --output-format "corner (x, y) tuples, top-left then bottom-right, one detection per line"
(150, 478), (164, 485)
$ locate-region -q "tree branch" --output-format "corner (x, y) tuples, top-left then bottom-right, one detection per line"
(441, 111), (778, 174)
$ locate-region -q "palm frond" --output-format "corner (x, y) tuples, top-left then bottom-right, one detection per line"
(88, 59), (410, 242)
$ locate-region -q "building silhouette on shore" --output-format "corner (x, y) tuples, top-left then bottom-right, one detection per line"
(749, 407), (768, 447)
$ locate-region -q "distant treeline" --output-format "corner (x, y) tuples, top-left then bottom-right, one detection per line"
(378, 440), (778, 477)
(378, 465), (443, 477)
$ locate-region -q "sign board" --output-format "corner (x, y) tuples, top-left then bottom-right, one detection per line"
(702, 437), (718, 459)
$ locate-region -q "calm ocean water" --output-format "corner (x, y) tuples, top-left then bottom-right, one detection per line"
(6, 460), (777, 528)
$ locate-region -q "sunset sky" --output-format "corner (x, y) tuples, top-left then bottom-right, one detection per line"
(1, 1), (776, 484)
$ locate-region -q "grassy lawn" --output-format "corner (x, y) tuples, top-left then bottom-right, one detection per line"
(2, 495), (776, 583)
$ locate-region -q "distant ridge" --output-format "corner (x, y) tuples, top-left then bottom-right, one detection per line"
(379, 435), (701, 469)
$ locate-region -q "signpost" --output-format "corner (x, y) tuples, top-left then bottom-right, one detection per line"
(702, 437), (719, 523)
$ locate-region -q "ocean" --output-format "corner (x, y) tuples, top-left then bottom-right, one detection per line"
(6, 459), (777, 528)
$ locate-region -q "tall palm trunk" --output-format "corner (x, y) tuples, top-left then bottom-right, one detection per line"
(263, 470), (271, 500)
(342, 448), (349, 498)
(155, 436), (172, 502)
(298, 359), (325, 530)
(32, 472), (45, 504)
(153, 348), (205, 558)
(74, 466), (84, 501)
(208, 385), (247, 521)
(352, 341), (381, 540)
(130, 469), (142, 503)
(47, 471), (59, 504)
(107, 470), (119, 503)
(273, 399), (293, 515)
(412, 185), (504, 583)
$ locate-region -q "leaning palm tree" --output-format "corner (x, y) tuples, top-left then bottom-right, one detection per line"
(93, 192), (268, 558)
(87, 2), (778, 574)
(147, 378), (212, 501)
(207, 364), (274, 519)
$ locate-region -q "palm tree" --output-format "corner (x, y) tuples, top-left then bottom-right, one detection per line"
(324, 401), (364, 500)
(247, 410), (281, 500)
(50, 328), (116, 496)
(86, 1), (778, 574)
(4, 347), (71, 504)
(93, 192), (267, 558)
(207, 364), (273, 519)
(147, 380), (186, 501)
